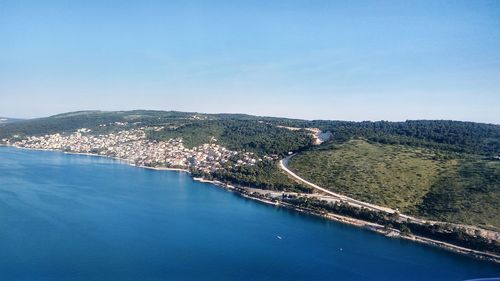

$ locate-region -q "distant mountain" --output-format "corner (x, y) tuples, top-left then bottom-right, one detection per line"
(0, 117), (23, 124)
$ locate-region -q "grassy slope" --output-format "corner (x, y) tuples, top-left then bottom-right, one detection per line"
(289, 139), (500, 228)
(419, 160), (500, 229)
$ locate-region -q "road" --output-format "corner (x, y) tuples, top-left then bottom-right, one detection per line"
(279, 154), (420, 221)
(279, 154), (500, 246)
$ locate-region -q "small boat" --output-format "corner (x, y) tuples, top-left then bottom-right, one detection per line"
(276, 235), (282, 240)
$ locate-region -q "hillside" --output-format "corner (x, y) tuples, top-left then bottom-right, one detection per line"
(288, 139), (500, 229)
(311, 120), (500, 156)
(0, 110), (311, 156)
(148, 119), (313, 155)
(1, 110), (499, 229)
(2, 111), (498, 155)
(0, 110), (196, 138)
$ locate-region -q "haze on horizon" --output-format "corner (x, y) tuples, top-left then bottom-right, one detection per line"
(1, 0), (499, 124)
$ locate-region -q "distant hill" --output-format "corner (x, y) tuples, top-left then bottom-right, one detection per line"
(0, 117), (23, 124)
(0, 110), (312, 155)
(0, 110), (498, 156)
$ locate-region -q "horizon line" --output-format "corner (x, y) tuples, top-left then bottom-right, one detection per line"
(3, 109), (499, 126)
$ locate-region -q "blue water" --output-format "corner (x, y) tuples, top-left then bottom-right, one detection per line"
(0, 147), (498, 281)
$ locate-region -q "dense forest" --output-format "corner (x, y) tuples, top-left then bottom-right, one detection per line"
(313, 120), (500, 156)
(148, 119), (313, 156)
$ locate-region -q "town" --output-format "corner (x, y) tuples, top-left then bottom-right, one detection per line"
(6, 127), (261, 174)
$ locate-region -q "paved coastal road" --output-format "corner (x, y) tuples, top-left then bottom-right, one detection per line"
(279, 154), (417, 220)
(280, 154), (500, 236)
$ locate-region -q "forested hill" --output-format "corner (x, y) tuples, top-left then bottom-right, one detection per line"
(312, 120), (500, 156)
(0, 110), (499, 156)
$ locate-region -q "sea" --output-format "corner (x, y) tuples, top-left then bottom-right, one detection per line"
(0, 146), (499, 281)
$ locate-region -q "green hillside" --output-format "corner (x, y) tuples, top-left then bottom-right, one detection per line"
(289, 139), (500, 228)
(0, 110), (312, 156)
(1, 110), (499, 228)
(0, 110), (196, 138)
(2, 111), (499, 155)
(148, 119), (312, 155)
(418, 159), (500, 229)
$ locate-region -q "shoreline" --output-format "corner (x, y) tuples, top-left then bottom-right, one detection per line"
(188, 173), (500, 264)
(237, 191), (500, 264)
(7, 145), (191, 173)
(1, 144), (499, 264)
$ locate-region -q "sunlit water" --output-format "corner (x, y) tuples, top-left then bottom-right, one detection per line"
(0, 146), (498, 281)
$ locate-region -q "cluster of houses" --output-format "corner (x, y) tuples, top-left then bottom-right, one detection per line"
(7, 128), (261, 173)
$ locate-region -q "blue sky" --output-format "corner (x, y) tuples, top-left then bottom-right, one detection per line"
(1, 0), (499, 123)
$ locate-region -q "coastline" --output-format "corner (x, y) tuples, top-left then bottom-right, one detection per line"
(237, 192), (500, 264)
(6, 145), (191, 173)
(186, 174), (500, 264)
(1, 144), (499, 264)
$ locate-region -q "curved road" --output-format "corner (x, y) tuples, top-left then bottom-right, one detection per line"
(279, 154), (500, 255)
(279, 154), (419, 221)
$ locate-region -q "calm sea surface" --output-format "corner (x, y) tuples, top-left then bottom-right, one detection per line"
(0, 146), (499, 281)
